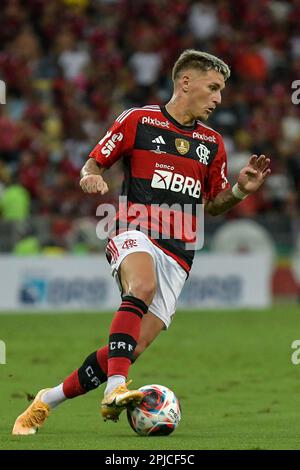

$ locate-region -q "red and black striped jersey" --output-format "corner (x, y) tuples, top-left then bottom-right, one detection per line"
(89, 105), (230, 273)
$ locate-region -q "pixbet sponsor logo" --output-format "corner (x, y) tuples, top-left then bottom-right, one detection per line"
(99, 131), (124, 157)
(193, 131), (216, 143)
(142, 116), (170, 128)
(151, 167), (201, 199)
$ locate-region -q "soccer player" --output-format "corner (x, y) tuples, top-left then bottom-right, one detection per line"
(12, 50), (271, 434)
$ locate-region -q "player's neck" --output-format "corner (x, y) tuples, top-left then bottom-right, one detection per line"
(165, 99), (195, 128)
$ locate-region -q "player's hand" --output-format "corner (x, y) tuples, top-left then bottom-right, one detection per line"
(237, 154), (271, 194)
(79, 174), (109, 194)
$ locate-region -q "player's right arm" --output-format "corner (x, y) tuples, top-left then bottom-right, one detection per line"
(80, 159), (108, 194)
(79, 109), (136, 195)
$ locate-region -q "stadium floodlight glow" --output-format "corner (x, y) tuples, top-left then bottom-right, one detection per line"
(0, 80), (6, 104)
(0, 340), (6, 365)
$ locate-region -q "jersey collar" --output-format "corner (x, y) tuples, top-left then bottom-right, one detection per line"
(160, 106), (197, 131)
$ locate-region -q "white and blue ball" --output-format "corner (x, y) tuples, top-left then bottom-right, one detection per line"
(127, 384), (181, 436)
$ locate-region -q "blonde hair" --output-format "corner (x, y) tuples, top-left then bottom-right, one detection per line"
(172, 49), (231, 82)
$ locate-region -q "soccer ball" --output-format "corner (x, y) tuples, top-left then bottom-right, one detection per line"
(127, 384), (181, 436)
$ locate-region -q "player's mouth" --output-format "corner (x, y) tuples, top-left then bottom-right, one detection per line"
(205, 107), (215, 114)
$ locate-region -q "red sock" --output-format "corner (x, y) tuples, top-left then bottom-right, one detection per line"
(96, 345), (108, 375)
(107, 295), (148, 378)
(63, 369), (85, 398)
(62, 295), (148, 399)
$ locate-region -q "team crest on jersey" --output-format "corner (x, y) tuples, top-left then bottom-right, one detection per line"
(196, 143), (210, 165)
(122, 239), (138, 249)
(175, 138), (190, 155)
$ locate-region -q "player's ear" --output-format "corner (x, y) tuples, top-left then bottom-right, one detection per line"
(181, 73), (190, 93)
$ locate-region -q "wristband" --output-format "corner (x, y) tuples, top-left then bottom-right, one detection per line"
(232, 183), (248, 200)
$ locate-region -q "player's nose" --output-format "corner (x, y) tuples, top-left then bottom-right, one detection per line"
(213, 90), (222, 105)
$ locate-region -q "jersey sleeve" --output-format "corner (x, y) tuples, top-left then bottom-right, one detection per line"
(89, 110), (137, 169)
(203, 137), (231, 200)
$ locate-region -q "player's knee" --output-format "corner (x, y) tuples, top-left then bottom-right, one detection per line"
(128, 279), (157, 305)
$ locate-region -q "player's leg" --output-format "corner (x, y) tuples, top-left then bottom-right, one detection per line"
(12, 233), (167, 432)
(99, 240), (187, 421)
(12, 250), (161, 433)
(105, 251), (157, 386)
(132, 310), (165, 360)
(11, 306), (163, 434)
(62, 308), (164, 401)
(100, 251), (160, 420)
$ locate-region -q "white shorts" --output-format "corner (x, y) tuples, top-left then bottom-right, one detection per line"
(106, 230), (187, 329)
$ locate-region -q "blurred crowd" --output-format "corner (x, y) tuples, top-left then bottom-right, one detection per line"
(0, 0), (299, 254)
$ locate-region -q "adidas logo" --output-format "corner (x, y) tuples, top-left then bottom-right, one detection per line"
(152, 135), (166, 145)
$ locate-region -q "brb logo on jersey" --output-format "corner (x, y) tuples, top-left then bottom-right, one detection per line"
(99, 131), (124, 157)
(151, 166), (201, 198)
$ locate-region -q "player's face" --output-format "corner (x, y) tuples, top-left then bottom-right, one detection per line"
(185, 69), (225, 121)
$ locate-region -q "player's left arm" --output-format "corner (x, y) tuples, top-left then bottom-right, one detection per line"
(205, 154), (271, 216)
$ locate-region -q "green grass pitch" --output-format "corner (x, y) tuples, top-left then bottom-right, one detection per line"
(0, 306), (300, 450)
